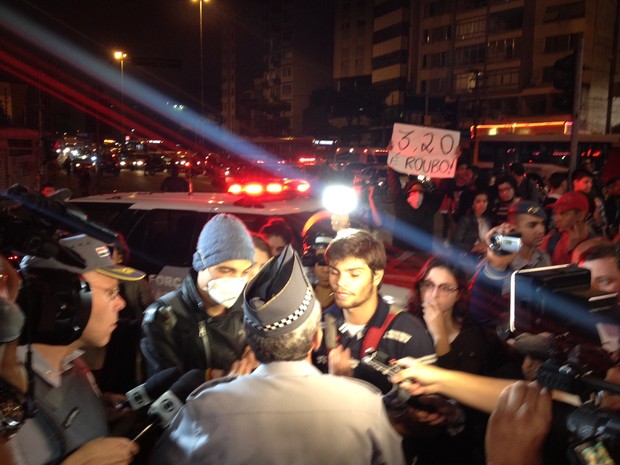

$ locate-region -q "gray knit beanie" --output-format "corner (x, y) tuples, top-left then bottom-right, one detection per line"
(192, 214), (255, 271)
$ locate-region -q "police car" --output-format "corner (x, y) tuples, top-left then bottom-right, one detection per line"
(69, 183), (419, 305)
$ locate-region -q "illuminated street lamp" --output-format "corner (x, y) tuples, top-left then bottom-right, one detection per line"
(192, 0), (210, 118)
(114, 50), (127, 139)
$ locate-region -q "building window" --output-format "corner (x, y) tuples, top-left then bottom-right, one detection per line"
(456, 16), (486, 40)
(454, 43), (486, 65)
(282, 84), (292, 97)
(543, 33), (582, 54)
(422, 51), (450, 69)
(423, 1), (449, 18)
(421, 79), (445, 94)
(488, 7), (523, 34)
(544, 1), (585, 22)
(423, 25), (452, 44)
(485, 68), (519, 90)
(282, 49), (293, 63)
(341, 59), (350, 75)
(455, 72), (474, 92)
(282, 66), (292, 78)
(487, 37), (521, 62)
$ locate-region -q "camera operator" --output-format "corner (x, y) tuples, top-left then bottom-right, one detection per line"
(9, 234), (145, 465)
(469, 201), (551, 330)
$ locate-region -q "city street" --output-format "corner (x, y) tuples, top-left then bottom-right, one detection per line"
(44, 163), (217, 198)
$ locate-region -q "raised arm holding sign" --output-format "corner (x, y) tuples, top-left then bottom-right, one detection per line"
(388, 123), (461, 179)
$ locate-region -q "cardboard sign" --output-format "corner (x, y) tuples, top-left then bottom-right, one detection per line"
(388, 123), (460, 178)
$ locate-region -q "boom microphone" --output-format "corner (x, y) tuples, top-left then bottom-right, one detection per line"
(120, 367), (181, 410)
(132, 369), (206, 442)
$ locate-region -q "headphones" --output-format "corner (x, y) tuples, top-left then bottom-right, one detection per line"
(17, 268), (92, 346)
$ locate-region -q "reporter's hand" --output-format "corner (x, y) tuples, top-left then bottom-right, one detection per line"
(228, 346), (259, 377)
(485, 381), (551, 465)
(390, 357), (446, 396)
(61, 437), (139, 465)
(328, 345), (354, 377)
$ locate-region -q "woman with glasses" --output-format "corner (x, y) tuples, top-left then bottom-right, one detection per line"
(406, 256), (519, 465)
(407, 256), (517, 375)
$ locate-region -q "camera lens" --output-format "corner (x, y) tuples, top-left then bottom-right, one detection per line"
(489, 233), (502, 252)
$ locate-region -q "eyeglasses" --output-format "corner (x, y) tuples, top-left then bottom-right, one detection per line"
(90, 285), (122, 301)
(419, 280), (459, 296)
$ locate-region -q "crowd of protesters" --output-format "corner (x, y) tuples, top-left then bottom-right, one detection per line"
(1, 153), (620, 465)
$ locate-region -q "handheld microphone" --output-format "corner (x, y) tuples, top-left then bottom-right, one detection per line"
(120, 367), (181, 410)
(132, 369), (205, 442)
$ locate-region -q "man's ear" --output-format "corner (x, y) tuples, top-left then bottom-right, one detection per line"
(312, 326), (323, 352)
(372, 269), (385, 288)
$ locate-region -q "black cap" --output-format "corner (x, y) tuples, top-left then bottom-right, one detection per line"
(244, 244), (317, 338)
(508, 201), (547, 220)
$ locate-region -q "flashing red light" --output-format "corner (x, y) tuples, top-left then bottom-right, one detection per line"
(244, 183), (264, 195)
(266, 182), (283, 194)
(298, 156), (316, 165)
(228, 184), (243, 194)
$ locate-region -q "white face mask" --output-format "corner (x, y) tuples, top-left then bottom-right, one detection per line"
(203, 277), (248, 308)
(407, 192), (424, 209)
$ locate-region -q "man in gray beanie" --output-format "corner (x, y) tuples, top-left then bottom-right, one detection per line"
(151, 244), (405, 465)
(141, 213), (257, 378)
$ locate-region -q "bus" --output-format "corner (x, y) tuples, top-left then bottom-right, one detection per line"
(472, 121), (620, 180)
(249, 136), (336, 165)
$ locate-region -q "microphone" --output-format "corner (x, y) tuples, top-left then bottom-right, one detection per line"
(132, 369), (206, 442)
(120, 367), (182, 410)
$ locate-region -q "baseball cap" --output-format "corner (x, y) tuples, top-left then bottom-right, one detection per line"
(553, 191), (589, 214)
(508, 201), (547, 219)
(21, 234), (145, 281)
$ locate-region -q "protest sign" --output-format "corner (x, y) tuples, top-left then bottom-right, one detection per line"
(387, 123), (460, 178)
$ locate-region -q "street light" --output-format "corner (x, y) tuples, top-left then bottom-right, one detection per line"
(192, 0), (210, 118)
(114, 50), (127, 140)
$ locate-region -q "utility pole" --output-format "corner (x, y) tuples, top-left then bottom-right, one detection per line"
(606, 0), (620, 134)
(569, 37), (584, 178)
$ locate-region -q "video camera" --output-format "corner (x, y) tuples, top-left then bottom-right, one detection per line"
(510, 265), (620, 464)
(509, 264), (618, 344)
(533, 335), (620, 465)
(0, 185), (125, 265)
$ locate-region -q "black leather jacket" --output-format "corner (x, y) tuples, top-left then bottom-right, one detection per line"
(141, 270), (247, 377)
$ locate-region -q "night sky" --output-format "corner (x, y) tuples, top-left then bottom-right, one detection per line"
(2, 0), (240, 114)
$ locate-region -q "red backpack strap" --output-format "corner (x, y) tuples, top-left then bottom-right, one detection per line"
(361, 312), (398, 358)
